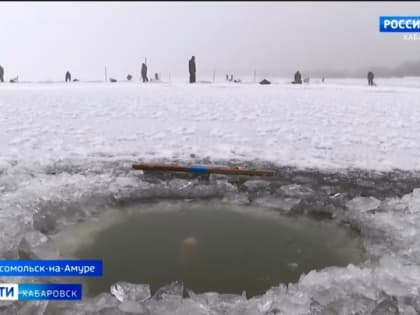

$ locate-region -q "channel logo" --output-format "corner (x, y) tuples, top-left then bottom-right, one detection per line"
(0, 284), (18, 301)
(380, 16), (420, 32)
(0, 283), (82, 301)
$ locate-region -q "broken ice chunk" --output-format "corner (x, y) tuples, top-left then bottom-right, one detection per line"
(110, 282), (151, 303)
(153, 281), (184, 300)
(346, 196), (381, 213)
(18, 231), (60, 259)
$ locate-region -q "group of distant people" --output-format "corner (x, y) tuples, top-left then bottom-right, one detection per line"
(140, 56), (196, 83)
(136, 57), (196, 83)
(291, 70), (375, 86)
(225, 74), (242, 83)
(1, 60), (376, 86)
(63, 57), (195, 84)
(63, 63), (154, 83)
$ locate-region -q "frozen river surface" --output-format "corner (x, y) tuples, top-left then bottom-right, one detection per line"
(1, 79), (420, 314)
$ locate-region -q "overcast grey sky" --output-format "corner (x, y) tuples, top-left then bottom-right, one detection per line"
(0, 1), (419, 81)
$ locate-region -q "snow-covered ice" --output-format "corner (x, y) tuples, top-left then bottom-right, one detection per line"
(1, 80), (420, 170)
(2, 79), (420, 314)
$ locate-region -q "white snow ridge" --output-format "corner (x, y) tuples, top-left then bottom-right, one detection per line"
(1, 80), (420, 314)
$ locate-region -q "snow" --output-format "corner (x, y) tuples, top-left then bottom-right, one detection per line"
(1, 79), (420, 314)
(1, 80), (420, 170)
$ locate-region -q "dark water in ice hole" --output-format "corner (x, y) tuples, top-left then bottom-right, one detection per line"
(74, 200), (365, 298)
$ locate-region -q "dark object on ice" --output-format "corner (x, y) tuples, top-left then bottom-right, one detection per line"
(72, 78), (79, 82)
(303, 77), (310, 83)
(154, 73), (159, 81)
(259, 79), (271, 85)
(65, 71), (71, 83)
(230, 74), (233, 82)
(189, 56), (196, 83)
(110, 78), (117, 83)
(322, 77), (325, 83)
(9, 75), (18, 83)
(127, 74), (133, 81)
(141, 63), (148, 82)
(368, 71), (375, 86)
(292, 71), (302, 84)
(234, 79), (241, 83)
(132, 163), (274, 177)
(226, 74), (229, 81)
(0, 65), (4, 82)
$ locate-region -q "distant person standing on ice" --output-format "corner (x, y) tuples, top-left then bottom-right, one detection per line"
(189, 56), (196, 83)
(65, 71), (71, 82)
(292, 71), (302, 84)
(141, 63), (148, 82)
(0, 65), (4, 82)
(367, 71), (374, 86)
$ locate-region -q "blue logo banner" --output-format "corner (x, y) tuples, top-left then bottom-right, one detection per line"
(0, 260), (102, 276)
(18, 283), (82, 301)
(380, 16), (420, 32)
(0, 283), (82, 301)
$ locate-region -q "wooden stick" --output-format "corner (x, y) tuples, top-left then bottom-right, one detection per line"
(132, 163), (274, 177)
